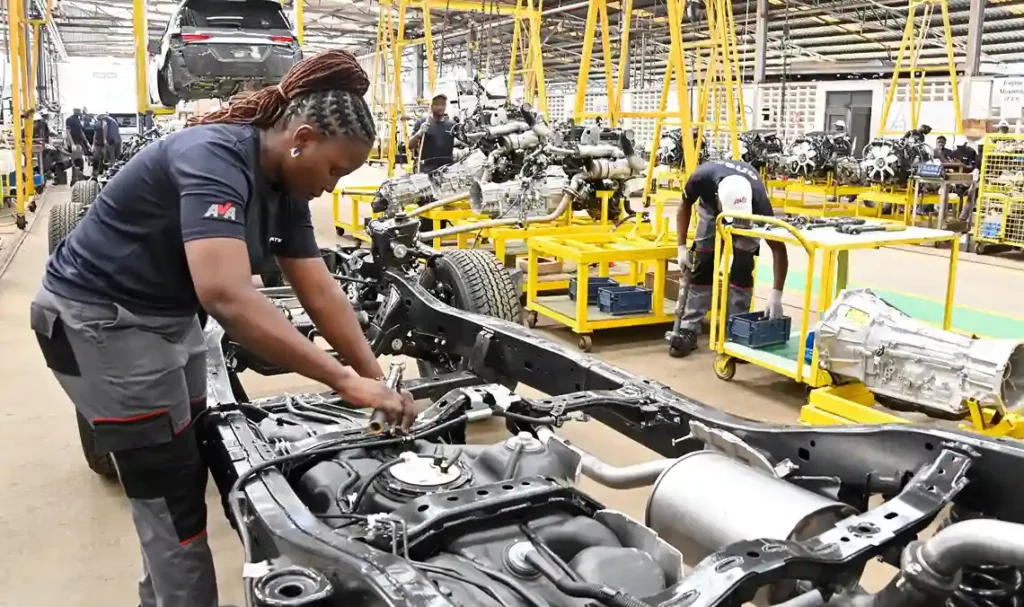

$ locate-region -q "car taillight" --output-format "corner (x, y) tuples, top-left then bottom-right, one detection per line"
(181, 33), (212, 43)
(268, 35), (293, 43)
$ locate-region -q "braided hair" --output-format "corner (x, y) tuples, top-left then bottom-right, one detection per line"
(189, 49), (376, 145)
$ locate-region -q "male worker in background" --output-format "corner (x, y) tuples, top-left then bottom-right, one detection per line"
(65, 108), (90, 155)
(408, 93), (455, 174)
(100, 113), (122, 165)
(80, 107), (98, 149)
(670, 159), (789, 358)
(408, 93), (456, 231)
(934, 136), (953, 161)
(998, 119), (1011, 135)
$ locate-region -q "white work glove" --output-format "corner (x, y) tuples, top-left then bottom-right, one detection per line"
(765, 289), (784, 320)
(416, 121), (431, 136)
(677, 245), (692, 272)
(972, 168), (980, 183)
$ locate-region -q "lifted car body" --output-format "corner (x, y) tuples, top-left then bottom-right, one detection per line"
(149, 0), (301, 106)
(190, 214), (1024, 607)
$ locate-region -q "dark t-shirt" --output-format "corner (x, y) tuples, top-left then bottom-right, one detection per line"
(683, 159), (774, 217)
(414, 117), (455, 173)
(65, 114), (84, 137)
(953, 145), (978, 169)
(44, 123), (321, 316)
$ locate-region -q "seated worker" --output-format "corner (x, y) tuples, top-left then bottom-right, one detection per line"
(671, 159), (789, 358)
(934, 135), (954, 162)
(953, 139), (979, 171)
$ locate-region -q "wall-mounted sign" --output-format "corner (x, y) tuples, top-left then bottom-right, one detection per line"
(993, 78), (1024, 118)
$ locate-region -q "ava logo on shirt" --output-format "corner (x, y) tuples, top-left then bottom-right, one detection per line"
(204, 202), (239, 222)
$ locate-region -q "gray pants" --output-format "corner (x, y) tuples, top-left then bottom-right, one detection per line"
(678, 205), (759, 332)
(30, 288), (218, 607)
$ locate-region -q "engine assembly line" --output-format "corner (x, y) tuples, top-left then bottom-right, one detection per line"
(5, 0), (1024, 605)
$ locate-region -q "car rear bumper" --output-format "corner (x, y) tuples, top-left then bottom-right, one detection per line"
(167, 43), (300, 96)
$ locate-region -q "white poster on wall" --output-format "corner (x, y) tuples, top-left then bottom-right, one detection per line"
(993, 78), (1024, 118)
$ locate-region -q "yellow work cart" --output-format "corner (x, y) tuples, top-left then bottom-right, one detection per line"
(708, 214), (959, 387)
(332, 186), (381, 242)
(973, 134), (1024, 254)
(524, 232), (677, 351)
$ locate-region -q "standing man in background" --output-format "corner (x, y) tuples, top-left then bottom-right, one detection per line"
(101, 114), (123, 164)
(408, 93), (455, 174)
(65, 108), (90, 154)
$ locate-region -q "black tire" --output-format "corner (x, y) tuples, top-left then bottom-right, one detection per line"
(76, 411), (118, 480)
(417, 250), (522, 378)
(81, 179), (101, 205)
(420, 249), (522, 323)
(53, 167), (67, 185)
(69, 179), (100, 205)
(158, 67), (179, 108)
(48, 201), (85, 254)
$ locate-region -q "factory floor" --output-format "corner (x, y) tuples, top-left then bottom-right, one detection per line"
(1, 182), (1023, 606)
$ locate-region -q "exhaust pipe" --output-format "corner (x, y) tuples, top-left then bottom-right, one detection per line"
(419, 174), (585, 241)
(405, 192), (472, 218)
(535, 427), (674, 489)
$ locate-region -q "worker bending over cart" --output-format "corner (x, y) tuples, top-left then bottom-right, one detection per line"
(669, 159), (789, 358)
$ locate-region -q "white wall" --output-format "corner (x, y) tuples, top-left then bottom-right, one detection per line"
(57, 57), (138, 114)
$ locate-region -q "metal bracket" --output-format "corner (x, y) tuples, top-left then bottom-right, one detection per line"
(647, 448), (972, 607)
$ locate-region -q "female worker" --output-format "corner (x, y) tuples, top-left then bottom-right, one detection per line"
(30, 50), (414, 607)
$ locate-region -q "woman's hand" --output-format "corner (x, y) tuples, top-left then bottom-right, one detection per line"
(337, 376), (417, 432)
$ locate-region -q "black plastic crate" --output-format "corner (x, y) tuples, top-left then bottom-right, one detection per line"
(597, 285), (653, 315)
(568, 276), (619, 302)
(727, 311), (792, 348)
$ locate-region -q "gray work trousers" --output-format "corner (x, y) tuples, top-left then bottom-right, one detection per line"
(678, 205), (759, 332)
(30, 288), (217, 607)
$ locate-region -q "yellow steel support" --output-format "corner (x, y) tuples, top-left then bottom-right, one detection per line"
(877, 0), (962, 136)
(294, 0), (305, 45)
(506, 0), (547, 112)
(7, 0), (29, 228)
(571, 0), (743, 209)
(134, 0), (150, 114)
(376, 0), (545, 176)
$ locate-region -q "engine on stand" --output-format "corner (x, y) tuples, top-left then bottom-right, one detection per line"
(656, 128), (710, 169)
(739, 129), (785, 176)
(475, 125), (647, 222)
(371, 90), (554, 214)
(860, 128), (934, 186)
(784, 130), (860, 183)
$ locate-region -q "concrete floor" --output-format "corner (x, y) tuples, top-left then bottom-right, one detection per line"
(2, 183), (1022, 606)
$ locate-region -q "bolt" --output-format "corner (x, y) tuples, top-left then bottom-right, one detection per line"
(391, 338), (404, 350)
(906, 563), (922, 575)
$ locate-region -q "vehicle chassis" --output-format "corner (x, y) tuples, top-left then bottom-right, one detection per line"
(204, 215), (1024, 607)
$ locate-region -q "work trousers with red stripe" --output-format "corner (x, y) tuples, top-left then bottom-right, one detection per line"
(678, 204), (760, 332)
(31, 287), (217, 607)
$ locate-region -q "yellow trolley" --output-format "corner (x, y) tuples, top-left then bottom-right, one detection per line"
(524, 232), (677, 351)
(973, 133), (1024, 254)
(332, 185), (381, 242)
(708, 214), (959, 385)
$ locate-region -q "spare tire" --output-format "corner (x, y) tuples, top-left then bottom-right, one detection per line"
(417, 250), (522, 379)
(48, 201), (85, 254)
(70, 179), (101, 205)
(76, 411), (118, 481)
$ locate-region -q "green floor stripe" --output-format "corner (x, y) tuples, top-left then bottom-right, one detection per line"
(753, 265), (1024, 339)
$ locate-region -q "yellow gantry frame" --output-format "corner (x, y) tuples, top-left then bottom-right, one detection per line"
(6, 0), (54, 227)
(373, 0), (547, 176)
(570, 0), (744, 209)
(877, 0), (962, 136)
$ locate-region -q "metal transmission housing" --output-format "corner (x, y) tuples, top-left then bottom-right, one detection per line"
(816, 288), (1024, 417)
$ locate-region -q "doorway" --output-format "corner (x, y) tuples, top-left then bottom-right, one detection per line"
(825, 91), (872, 158)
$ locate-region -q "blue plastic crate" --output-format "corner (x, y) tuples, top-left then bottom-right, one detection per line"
(727, 311), (792, 348)
(568, 276), (619, 303)
(804, 330), (816, 364)
(597, 285), (653, 315)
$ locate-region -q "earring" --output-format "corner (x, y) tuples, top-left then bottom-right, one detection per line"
(290, 147), (301, 158)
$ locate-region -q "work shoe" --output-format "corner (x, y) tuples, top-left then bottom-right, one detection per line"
(668, 329), (698, 358)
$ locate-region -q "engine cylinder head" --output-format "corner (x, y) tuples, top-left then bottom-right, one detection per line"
(645, 450), (854, 603)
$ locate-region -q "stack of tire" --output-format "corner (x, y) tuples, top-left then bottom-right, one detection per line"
(47, 179), (100, 254)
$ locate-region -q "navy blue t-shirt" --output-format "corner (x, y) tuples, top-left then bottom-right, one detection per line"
(44, 123), (321, 316)
(683, 159), (774, 218)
